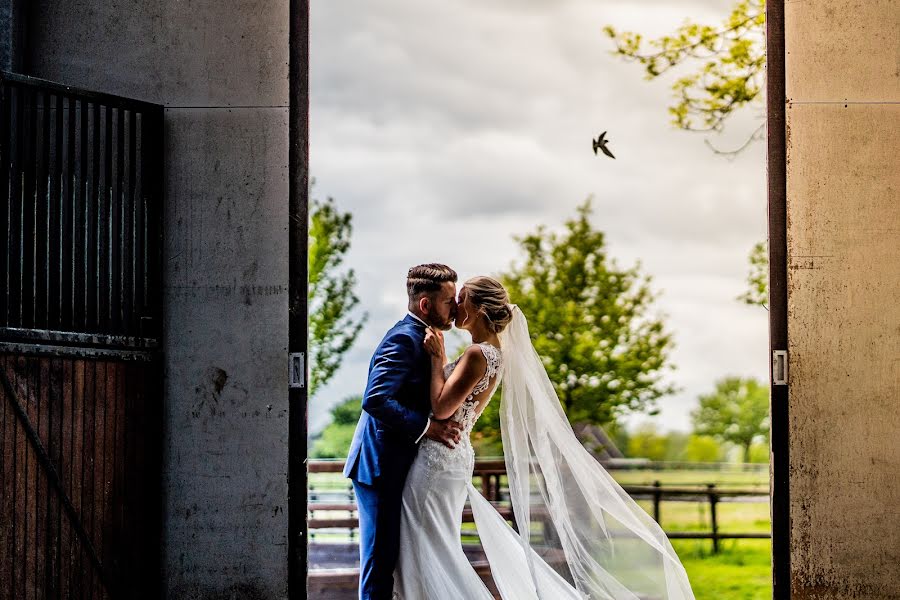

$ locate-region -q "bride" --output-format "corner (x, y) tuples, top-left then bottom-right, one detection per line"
(393, 276), (695, 600)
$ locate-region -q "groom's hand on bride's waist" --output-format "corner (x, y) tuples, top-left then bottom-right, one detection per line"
(425, 418), (462, 449)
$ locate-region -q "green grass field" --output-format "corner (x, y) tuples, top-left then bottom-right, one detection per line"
(676, 539), (772, 600)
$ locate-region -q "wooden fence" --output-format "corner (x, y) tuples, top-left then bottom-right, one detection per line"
(307, 459), (770, 552)
(626, 481), (770, 552)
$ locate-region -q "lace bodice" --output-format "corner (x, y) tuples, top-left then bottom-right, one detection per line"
(418, 343), (502, 476)
(442, 342), (502, 433)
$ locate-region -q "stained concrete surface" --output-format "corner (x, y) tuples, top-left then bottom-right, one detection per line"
(785, 0), (900, 103)
(786, 1), (900, 596)
(26, 0), (288, 108)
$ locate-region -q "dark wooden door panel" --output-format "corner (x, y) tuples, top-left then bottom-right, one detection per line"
(1, 354), (161, 600)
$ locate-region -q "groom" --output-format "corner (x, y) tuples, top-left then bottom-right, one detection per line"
(344, 263), (463, 600)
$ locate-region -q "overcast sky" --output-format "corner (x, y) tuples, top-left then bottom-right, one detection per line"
(309, 0), (769, 435)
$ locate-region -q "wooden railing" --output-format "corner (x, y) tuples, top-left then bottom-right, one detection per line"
(307, 460), (770, 554)
(626, 481), (770, 553)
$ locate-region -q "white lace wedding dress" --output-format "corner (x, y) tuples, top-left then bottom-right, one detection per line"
(393, 308), (695, 600)
(394, 342), (577, 599)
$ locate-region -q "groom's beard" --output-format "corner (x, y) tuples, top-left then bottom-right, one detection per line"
(429, 319), (453, 331)
(427, 314), (454, 331)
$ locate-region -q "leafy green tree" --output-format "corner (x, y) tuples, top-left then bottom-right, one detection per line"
(624, 428), (701, 462)
(310, 395), (361, 458)
(604, 0), (766, 152)
(470, 413), (505, 457)
(309, 426), (356, 459)
(627, 423), (670, 461)
(685, 435), (725, 462)
(604, 420), (632, 458)
(329, 394), (364, 426)
(691, 377), (769, 464)
(309, 195), (368, 398)
(738, 240), (768, 308)
(501, 201), (676, 425)
(471, 202), (675, 451)
(664, 430), (691, 462)
(469, 354), (506, 456)
(748, 441), (769, 463)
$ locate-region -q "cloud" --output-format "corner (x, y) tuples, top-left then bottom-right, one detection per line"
(309, 0), (767, 434)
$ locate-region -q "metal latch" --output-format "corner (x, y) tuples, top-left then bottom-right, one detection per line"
(289, 352), (305, 389)
(772, 350), (788, 386)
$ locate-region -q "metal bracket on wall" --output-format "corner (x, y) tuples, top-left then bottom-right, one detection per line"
(772, 350), (788, 386)
(289, 352), (306, 389)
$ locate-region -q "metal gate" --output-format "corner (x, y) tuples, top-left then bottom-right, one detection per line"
(0, 72), (163, 599)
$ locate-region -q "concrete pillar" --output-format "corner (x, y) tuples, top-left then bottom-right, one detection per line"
(26, 2), (291, 597)
(784, 0), (900, 597)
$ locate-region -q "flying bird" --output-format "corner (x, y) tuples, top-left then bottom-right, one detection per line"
(592, 131), (615, 159)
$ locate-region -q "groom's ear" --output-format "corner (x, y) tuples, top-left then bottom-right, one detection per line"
(418, 295), (430, 316)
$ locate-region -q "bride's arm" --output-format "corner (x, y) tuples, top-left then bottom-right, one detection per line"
(424, 328), (451, 411)
(428, 345), (486, 420)
(429, 351), (448, 413)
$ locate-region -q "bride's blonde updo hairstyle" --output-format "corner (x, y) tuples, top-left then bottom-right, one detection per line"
(464, 276), (514, 334)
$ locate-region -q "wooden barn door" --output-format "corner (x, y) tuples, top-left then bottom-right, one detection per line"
(0, 72), (164, 599)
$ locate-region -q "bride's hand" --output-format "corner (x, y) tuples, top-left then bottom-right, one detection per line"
(424, 327), (445, 358)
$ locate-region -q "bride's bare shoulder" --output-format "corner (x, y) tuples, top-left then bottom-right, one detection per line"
(462, 344), (488, 364)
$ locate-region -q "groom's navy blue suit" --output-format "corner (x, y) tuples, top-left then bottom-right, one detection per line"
(344, 314), (431, 600)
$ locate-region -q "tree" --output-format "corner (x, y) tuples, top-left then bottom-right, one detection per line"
(691, 376), (769, 463)
(499, 201), (676, 426)
(664, 430), (691, 462)
(624, 426), (698, 461)
(604, 0), (766, 153)
(329, 393), (364, 426)
(309, 195), (368, 398)
(310, 395), (362, 458)
(748, 442), (769, 463)
(685, 435), (724, 462)
(627, 423), (670, 461)
(738, 240), (768, 308)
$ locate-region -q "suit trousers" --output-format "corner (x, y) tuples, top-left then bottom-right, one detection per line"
(353, 465), (408, 600)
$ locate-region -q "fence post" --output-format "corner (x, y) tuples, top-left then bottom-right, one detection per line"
(652, 480), (662, 525)
(708, 484), (719, 554)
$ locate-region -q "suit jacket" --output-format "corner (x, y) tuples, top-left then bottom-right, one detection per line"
(343, 314), (431, 484)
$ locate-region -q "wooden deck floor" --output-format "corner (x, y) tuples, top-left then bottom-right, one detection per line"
(308, 543), (500, 599)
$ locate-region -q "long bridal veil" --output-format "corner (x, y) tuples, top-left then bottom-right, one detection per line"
(487, 305), (695, 600)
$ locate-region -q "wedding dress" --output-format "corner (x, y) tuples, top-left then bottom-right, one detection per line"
(393, 309), (695, 600)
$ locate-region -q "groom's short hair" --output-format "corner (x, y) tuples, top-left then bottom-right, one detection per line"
(407, 263), (458, 301)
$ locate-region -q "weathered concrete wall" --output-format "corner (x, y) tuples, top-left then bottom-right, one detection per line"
(785, 1), (900, 598)
(26, 2), (290, 597)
